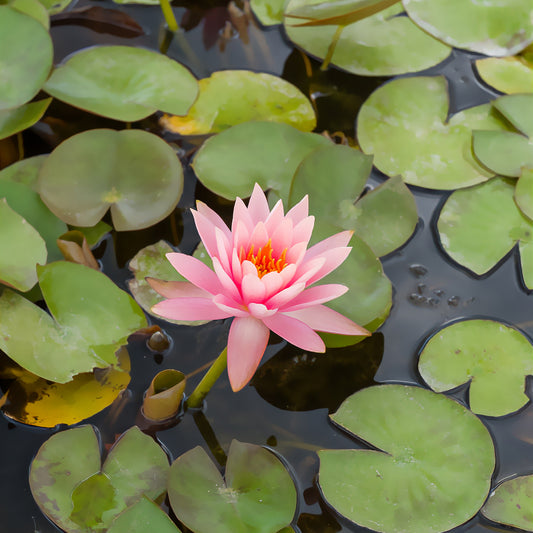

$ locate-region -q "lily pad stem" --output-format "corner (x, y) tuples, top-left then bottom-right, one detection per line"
(186, 347), (228, 408)
(321, 25), (344, 71)
(159, 0), (179, 32)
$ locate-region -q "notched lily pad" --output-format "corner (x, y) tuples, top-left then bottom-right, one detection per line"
(161, 70), (316, 135)
(38, 128), (184, 231)
(0, 261), (147, 382)
(284, 2), (450, 76)
(44, 45), (198, 122)
(318, 384), (495, 533)
(168, 440), (297, 533)
(419, 319), (533, 417)
(30, 425), (170, 533)
(357, 76), (510, 189)
(482, 474), (533, 531)
(437, 177), (533, 289)
(403, 0), (533, 56)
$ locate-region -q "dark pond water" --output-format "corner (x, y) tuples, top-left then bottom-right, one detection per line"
(1, 1), (532, 532)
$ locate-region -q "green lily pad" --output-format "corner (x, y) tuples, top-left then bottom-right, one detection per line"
(419, 319), (533, 417)
(482, 474), (533, 530)
(473, 94), (533, 178)
(127, 240), (210, 326)
(0, 154), (47, 189)
(0, 98), (51, 140)
(107, 497), (181, 533)
(168, 440), (297, 533)
(38, 129), (184, 231)
(71, 221), (112, 247)
(437, 177), (533, 289)
(161, 70), (316, 135)
(192, 121), (331, 200)
(0, 261), (147, 382)
(403, 0), (533, 56)
(357, 76), (510, 189)
(30, 426), (170, 533)
(288, 144), (417, 256)
(516, 168), (533, 220)
(44, 45), (198, 122)
(250, 0), (287, 25)
(284, 2), (450, 76)
(0, 198), (47, 291)
(10, 0), (49, 28)
(0, 6), (53, 110)
(318, 384), (495, 533)
(476, 47), (533, 94)
(0, 179), (67, 262)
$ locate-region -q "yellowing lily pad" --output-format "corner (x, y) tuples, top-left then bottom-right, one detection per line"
(30, 426), (170, 533)
(0, 6), (53, 110)
(403, 0), (533, 56)
(44, 45), (198, 122)
(168, 440), (297, 533)
(419, 319), (533, 417)
(0, 261), (147, 383)
(0, 98), (51, 140)
(284, 2), (450, 76)
(482, 475), (533, 530)
(437, 177), (533, 289)
(357, 76), (510, 189)
(161, 70), (316, 135)
(318, 384), (495, 533)
(0, 198), (46, 291)
(192, 121), (331, 200)
(38, 129), (184, 231)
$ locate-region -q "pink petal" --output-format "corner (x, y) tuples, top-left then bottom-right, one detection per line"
(190, 210), (219, 259)
(281, 284), (348, 311)
(291, 216), (315, 247)
(212, 256), (241, 301)
(152, 297), (231, 321)
(293, 256), (326, 285)
(215, 227), (231, 271)
(263, 313), (325, 352)
(264, 200), (285, 234)
(270, 218), (293, 257)
(241, 273), (267, 304)
(286, 241), (307, 266)
(195, 201), (231, 240)
(248, 303), (278, 319)
(146, 278), (211, 299)
(247, 221), (269, 250)
(286, 305), (371, 336)
(279, 263), (297, 288)
(286, 195), (309, 225)
(247, 183), (270, 224)
(233, 219), (250, 253)
(261, 271), (284, 299)
(231, 248), (243, 285)
(305, 246), (352, 286)
(213, 294), (249, 317)
(305, 230), (353, 260)
(227, 316), (270, 391)
(232, 197), (254, 234)
(166, 253), (222, 295)
(242, 260), (258, 277)
(265, 282), (305, 309)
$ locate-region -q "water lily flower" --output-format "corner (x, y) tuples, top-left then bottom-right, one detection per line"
(150, 184), (370, 392)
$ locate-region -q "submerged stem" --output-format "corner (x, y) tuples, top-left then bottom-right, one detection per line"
(159, 0), (179, 32)
(186, 347), (228, 408)
(320, 25), (344, 71)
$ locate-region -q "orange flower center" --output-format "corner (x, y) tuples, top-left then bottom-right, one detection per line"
(240, 239), (288, 278)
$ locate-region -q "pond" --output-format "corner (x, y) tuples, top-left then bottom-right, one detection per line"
(1, 0), (533, 532)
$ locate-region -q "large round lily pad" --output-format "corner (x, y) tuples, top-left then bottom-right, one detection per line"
(284, 2), (450, 76)
(318, 384), (495, 533)
(482, 475), (533, 531)
(38, 129), (184, 231)
(437, 177), (533, 289)
(161, 70), (316, 134)
(192, 121), (331, 200)
(0, 6), (53, 110)
(44, 45), (198, 122)
(419, 319), (533, 417)
(357, 76), (510, 189)
(168, 440), (297, 533)
(403, 0), (533, 56)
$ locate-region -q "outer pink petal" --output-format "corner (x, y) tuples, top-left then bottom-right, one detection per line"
(215, 227), (232, 271)
(247, 183), (270, 224)
(304, 246), (351, 286)
(190, 210), (219, 258)
(231, 248), (243, 285)
(195, 201), (231, 238)
(286, 305), (371, 336)
(212, 257), (241, 301)
(146, 278), (211, 299)
(291, 216), (314, 247)
(152, 297), (231, 321)
(166, 253), (222, 295)
(286, 241), (307, 266)
(286, 195), (309, 225)
(265, 282), (305, 309)
(305, 230), (353, 260)
(280, 284), (348, 311)
(227, 316), (270, 391)
(232, 197), (254, 234)
(213, 294), (249, 317)
(262, 313), (325, 352)
(293, 256), (326, 285)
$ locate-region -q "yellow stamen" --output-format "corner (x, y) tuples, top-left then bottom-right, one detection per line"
(240, 239), (288, 278)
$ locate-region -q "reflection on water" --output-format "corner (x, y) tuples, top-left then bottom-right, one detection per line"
(1, 1), (532, 532)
